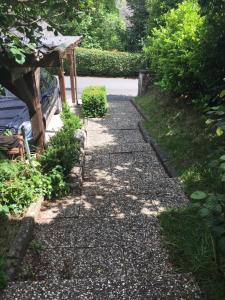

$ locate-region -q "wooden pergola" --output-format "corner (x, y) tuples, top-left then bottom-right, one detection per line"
(0, 25), (81, 151)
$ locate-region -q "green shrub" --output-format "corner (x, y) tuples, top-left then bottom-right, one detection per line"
(82, 86), (107, 118)
(60, 103), (81, 132)
(0, 105), (81, 214)
(0, 160), (49, 213)
(72, 48), (144, 77)
(145, 0), (205, 95)
(40, 105), (81, 175)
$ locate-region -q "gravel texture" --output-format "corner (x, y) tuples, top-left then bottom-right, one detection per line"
(1, 99), (201, 299)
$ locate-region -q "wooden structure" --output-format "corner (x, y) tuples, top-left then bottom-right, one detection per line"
(0, 23), (81, 151)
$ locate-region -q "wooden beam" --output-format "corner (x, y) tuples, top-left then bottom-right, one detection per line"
(29, 69), (45, 151)
(73, 49), (78, 105)
(0, 67), (45, 150)
(58, 57), (66, 103)
(67, 50), (76, 104)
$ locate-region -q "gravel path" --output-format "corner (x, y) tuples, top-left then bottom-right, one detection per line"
(1, 99), (201, 299)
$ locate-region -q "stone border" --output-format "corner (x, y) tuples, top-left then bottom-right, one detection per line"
(130, 98), (177, 178)
(5, 197), (43, 280)
(67, 149), (85, 192)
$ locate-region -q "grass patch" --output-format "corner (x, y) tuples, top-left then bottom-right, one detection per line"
(135, 86), (223, 195)
(159, 207), (225, 299)
(136, 86), (225, 299)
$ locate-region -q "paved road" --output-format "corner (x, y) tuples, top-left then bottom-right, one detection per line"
(65, 76), (138, 100)
(2, 98), (201, 299)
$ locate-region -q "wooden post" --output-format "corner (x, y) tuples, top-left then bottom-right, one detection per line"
(73, 49), (78, 105)
(30, 69), (45, 151)
(58, 57), (66, 103)
(67, 49), (76, 104)
(0, 67), (45, 151)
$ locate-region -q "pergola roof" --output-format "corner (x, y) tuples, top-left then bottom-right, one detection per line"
(1, 21), (82, 70)
(0, 21), (81, 150)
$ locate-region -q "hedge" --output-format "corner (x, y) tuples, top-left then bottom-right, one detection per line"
(65, 48), (144, 78)
(82, 86), (107, 118)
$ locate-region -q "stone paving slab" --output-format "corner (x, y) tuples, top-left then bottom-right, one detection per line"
(37, 197), (80, 219)
(86, 118), (140, 131)
(17, 245), (126, 283)
(34, 219), (77, 248)
(2, 275), (201, 300)
(72, 215), (162, 248)
(77, 192), (186, 218)
(85, 143), (154, 155)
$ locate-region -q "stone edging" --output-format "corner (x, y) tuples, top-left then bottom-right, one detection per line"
(5, 197), (43, 280)
(67, 128), (87, 192)
(130, 98), (177, 178)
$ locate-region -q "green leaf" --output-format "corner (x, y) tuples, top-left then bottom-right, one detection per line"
(205, 119), (214, 125)
(213, 204), (223, 215)
(219, 90), (225, 98)
(199, 207), (210, 218)
(221, 173), (225, 182)
(219, 155), (225, 161)
(216, 127), (224, 136)
(219, 163), (225, 171)
(191, 191), (207, 201)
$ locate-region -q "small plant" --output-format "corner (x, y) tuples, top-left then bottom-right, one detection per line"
(82, 86), (107, 118)
(30, 240), (45, 255)
(191, 153), (225, 274)
(40, 104), (81, 176)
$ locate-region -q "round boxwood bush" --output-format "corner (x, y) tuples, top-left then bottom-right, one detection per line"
(82, 86), (107, 118)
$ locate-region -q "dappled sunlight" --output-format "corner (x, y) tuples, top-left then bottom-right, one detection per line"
(10, 98), (199, 299)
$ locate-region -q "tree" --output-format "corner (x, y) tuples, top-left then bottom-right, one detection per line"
(146, 0), (182, 33)
(0, 0), (124, 64)
(197, 0), (225, 94)
(125, 0), (149, 52)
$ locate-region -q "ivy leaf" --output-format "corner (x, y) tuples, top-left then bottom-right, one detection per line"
(219, 155), (225, 161)
(221, 173), (225, 182)
(199, 207), (210, 218)
(0, 205), (9, 214)
(219, 163), (225, 171)
(219, 90), (225, 98)
(190, 191), (207, 201)
(216, 127), (224, 136)
(205, 119), (214, 125)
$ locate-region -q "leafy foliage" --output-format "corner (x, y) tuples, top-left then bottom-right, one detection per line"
(40, 104), (81, 176)
(82, 86), (107, 118)
(125, 0), (149, 52)
(190, 156), (225, 274)
(146, 0), (182, 33)
(0, 160), (49, 214)
(145, 0), (205, 95)
(0, 105), (81, 214)
(197, 0), (225, 94)
(74, 48), (144, 78)
(0, 0), (126, 65)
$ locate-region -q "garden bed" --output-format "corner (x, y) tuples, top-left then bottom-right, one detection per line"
(0, 104), (82, 287)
